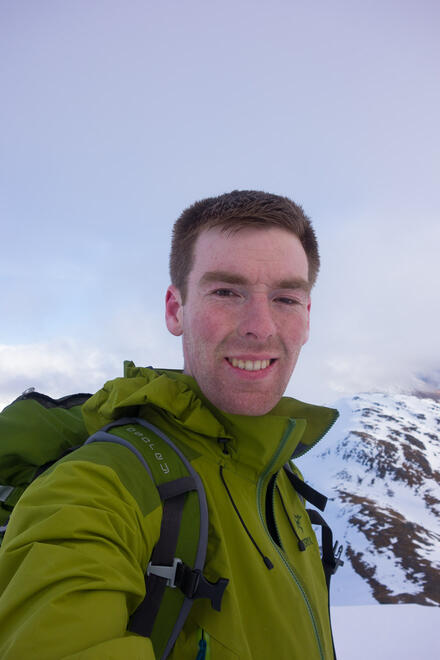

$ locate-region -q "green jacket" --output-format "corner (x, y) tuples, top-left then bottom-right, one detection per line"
(0, 364), (338, 659)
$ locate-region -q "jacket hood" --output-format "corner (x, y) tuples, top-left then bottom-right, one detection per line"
(82, 362), (338, 465)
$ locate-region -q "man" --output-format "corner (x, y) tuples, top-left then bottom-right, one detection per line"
(0, 190), (338, 658)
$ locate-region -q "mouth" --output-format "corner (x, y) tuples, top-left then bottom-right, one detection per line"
(226, 357), (277, 372)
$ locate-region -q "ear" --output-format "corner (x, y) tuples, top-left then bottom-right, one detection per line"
(302, 297), (311, 345)
(165, 285), (184, 336)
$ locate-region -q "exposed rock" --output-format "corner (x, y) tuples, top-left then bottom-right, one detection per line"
(298, 392), (440, 606)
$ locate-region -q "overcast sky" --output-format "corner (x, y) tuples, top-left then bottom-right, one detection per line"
(1, 0), (439, 410)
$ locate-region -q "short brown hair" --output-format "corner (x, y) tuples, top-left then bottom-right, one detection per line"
(170, 190), (320, 301)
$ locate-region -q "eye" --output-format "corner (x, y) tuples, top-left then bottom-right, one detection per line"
(275, 296), (299, 305)
(274, 290), (309, 306)
(212, 288), (238, 297)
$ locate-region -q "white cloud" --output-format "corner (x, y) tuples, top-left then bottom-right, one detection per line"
(284, 209), (440, 404)
(0, 340), (116, 410)
(0, 309), (183, 411)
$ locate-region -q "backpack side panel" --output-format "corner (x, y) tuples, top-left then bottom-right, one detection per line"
(0, 393), (91, 541)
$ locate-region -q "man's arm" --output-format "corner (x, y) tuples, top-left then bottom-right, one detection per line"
(0, 455), (162, 659)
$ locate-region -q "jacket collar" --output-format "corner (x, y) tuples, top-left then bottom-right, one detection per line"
(82, 362), (338, 479)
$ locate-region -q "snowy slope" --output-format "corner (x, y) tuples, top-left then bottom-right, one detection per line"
(298, 391), (440, 607)
(331, 604), (439, 660)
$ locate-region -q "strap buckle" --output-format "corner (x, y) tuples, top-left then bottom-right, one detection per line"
(147, 557), (182, 588)
(147, 558), (229, 612)
(331, 541), (344, 574)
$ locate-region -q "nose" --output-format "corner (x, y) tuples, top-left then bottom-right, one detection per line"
(237, 295), (276, 341)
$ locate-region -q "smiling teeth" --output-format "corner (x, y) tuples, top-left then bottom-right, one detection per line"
(229, 358), (271, 371)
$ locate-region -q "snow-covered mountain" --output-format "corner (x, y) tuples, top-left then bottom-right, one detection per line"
(297, 391), (440, 607)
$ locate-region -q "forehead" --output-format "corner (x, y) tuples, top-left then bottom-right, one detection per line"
(189, 225), (309, 285)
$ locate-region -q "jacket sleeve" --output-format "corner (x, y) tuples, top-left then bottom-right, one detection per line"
(0, 455), (163, 659)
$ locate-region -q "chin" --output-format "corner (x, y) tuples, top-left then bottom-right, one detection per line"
(217, 396), (279, 417)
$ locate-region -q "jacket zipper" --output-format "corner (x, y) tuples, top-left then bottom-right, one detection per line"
(256, 419), (326, 660)
(271, 474), (283, 549)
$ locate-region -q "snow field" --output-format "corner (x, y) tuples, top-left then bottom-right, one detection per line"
(331, 604), (439, 660)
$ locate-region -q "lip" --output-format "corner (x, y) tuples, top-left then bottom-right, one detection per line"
(225, 355), (277, 361)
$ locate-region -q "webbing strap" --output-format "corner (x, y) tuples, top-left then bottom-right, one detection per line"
(0, 485), (14, 503)
(158, 477), (197, 500)
(283, 465), (328, 512)
(306, 508), (344, 589)
(130, 491), (187, 636)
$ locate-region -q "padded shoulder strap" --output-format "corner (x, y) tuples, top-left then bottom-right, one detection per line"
(86, 417), (228, 660)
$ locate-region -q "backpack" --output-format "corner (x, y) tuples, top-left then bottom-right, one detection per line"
(0, 389), (343, 659)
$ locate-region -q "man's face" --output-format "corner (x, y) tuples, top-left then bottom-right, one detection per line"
(165, 226), (311, 415)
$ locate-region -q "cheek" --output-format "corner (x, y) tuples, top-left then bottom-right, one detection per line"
(184, 307), (226, 346)
(283, 316), (310, 347)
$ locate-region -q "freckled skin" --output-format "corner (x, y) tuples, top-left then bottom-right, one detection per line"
(165, 226), (311, 416)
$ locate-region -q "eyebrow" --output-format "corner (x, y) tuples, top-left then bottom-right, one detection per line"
(199, 270), (311, 293)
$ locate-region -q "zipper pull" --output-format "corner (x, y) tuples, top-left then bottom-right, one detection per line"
(196, 638), (206, 660)
(196, 629), (208, 660)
